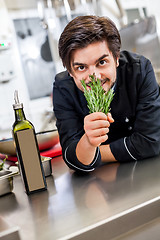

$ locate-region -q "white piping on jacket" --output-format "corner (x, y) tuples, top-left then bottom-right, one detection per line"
(124, 137), (137, 160)
(64, 144), (100, 172)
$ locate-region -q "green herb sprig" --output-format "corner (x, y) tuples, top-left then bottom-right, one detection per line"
(0, 155), (8, 171)
(81, 74), (114, 114)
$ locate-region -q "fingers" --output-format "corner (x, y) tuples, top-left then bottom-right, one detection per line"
(84, 112), (109, 132)
(88, 134), (108, 147)
(107, 112), (114, 123)
(84, 112), (114, 147)
(86, 112), (108, 121)
(85, 112), (114, 122)
(84, 112), (114, 131)
(84, 119), (110, 131)
(86, 126), (109, 137)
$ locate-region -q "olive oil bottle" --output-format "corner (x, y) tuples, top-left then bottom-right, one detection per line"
(12, 90), (47, 195)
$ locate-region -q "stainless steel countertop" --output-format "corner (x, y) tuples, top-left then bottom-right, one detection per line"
(0, 155), (160, 240)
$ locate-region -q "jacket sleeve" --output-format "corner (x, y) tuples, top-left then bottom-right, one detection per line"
(110, 58), (160, 162)
(53, 74), (101, 172)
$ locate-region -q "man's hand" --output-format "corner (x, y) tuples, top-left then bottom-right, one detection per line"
(76, 112), (115, 165)
(84, 112), (114, 147)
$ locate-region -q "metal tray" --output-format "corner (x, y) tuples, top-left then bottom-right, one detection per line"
(0, 166), (19, 196)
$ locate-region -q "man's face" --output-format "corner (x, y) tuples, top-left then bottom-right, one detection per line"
(70, 40), (119, 92)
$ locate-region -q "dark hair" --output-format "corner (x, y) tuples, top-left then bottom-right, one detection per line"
(58, 15), (121, 73)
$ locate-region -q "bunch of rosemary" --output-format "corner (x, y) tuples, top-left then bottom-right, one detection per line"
(81, 74), (114, 114)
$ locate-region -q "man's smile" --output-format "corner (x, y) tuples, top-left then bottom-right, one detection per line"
(85, 78), (110, 90)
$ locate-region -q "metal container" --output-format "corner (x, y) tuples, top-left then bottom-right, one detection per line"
(0, 167), (19, 196)
(15, 156), (52, 178)
(0, 170), (13, 196)
(41, 156), (52, 177)
(0, 130), (59, 156)
(0, 157), (51, 196)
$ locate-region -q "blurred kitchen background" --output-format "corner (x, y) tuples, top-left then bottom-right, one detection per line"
(1, 0), (160, 139)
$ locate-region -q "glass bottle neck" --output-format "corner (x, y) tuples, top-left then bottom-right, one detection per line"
(14, 108), (26, 122)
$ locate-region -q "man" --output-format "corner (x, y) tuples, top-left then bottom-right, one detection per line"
(53, 15), (160, 172)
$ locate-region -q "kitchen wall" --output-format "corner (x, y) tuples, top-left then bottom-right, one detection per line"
(0, 0), (31, 138)
(0, 0), (57, 138)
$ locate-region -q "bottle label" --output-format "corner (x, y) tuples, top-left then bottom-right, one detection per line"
(15, 128), (46, 194)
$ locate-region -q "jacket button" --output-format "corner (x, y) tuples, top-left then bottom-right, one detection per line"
(125, 117), (129, 122)
(128, 126), (132, 130)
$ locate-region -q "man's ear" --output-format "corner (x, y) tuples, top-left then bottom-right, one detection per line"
(69, 72), (73, 77)
(69, 70), (74, 78)
(116, 58), (119, 67)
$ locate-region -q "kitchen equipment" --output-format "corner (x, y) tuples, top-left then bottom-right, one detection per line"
(120, 16), (160, 73)
(0, 166), (19, 196)
(40, 156), (52, 177)
(0, 129), (59, 156)
(15, 156), (52, 177)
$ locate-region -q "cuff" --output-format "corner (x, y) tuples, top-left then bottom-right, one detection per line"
(64, 140), (101, 172)
(110, 137), (137, 162)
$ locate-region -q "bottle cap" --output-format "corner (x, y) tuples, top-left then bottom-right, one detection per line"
(13, 90), (23, 109)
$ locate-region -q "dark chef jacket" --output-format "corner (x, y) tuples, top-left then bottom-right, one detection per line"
(53, 51), (160, 172)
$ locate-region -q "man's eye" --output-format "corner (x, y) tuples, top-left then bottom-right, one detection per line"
(78, 66), (85, 71)
(99, 60), (106, 66)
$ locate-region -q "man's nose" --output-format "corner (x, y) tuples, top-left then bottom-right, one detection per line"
(88, 67), (101, 79)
